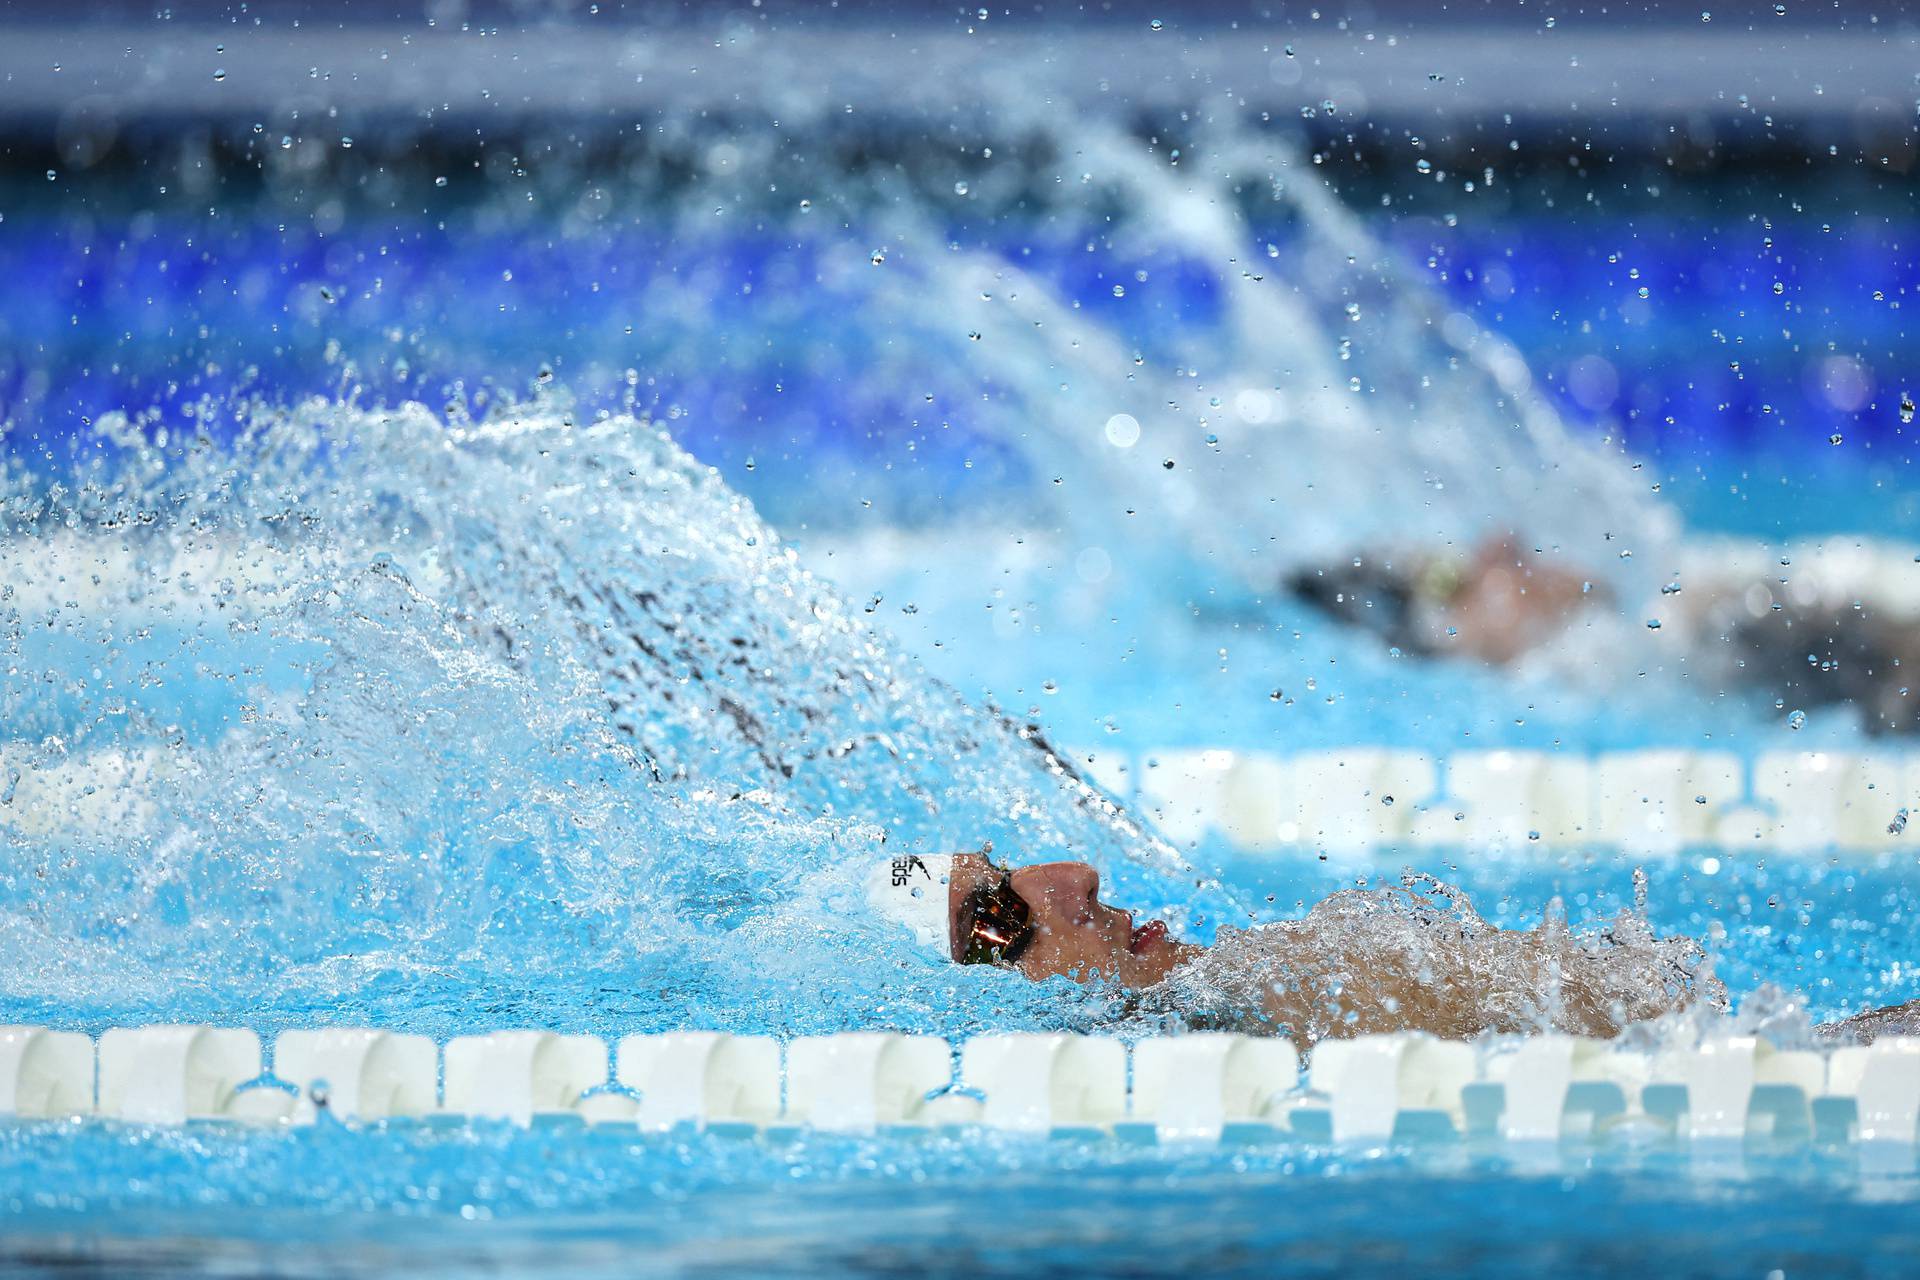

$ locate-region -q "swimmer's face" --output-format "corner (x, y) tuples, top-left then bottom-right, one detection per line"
(947, 852), (1194, 988)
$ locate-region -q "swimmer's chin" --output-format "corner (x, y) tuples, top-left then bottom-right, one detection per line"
(1121, 934), (1206, 989)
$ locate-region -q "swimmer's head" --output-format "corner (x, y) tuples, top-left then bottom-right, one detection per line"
(868, 849), (1194, 987)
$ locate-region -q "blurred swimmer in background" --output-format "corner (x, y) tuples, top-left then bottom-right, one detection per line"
(1288, 535), (1920, 734)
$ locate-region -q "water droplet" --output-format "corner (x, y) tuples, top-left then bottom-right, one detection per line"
(1041, 679), (1058, 694)
(1149, 17), (1164, 30)
(799, 198), (812, 212)
(953, 181), (969, 196)
(1415, 159), (1432, 174)
(1829, 433), (1844, 446)
(212, 67), (227, 81)
(1646, 618), (1662, 630)
(977, 6), (989, 17)
(1112, 284), (1126, 298)
(434, 175), (448, 187)
(1787, 708), (1807, 730)
(870, 249), (885, 266)
(1637, 286), (1650, 300)
(1772, 281), (1785, 295)
(1774, 2), (1787, 12)
(1900, 392), (1914, 424)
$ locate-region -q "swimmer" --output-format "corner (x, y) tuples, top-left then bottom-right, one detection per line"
(1289, 534), (1920, 734)
(1287, 536), (1598, 667)
(870, 850), (1920, 1048)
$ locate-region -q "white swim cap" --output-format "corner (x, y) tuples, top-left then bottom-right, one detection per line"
(866, 854), (954, 958)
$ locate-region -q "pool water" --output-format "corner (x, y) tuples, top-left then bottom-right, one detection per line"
(4, 1127), (1918, 1279)
(4, 23), (1920, 1275)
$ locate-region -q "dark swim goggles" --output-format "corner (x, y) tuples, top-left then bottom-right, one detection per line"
(955, 868), (1037, 966)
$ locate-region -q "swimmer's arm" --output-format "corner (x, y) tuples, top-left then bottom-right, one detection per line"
(1249, 929), (1491, 1052)
(1248, 914), (1671, 1048)
(1817, 998), (1920, 1045)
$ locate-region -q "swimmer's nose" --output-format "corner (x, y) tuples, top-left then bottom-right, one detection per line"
(1015, 861), (1102, 921)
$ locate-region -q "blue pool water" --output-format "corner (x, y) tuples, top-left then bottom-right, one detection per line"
(4, 1128), (1919, 1278)
(5, 16), (1920, 1274)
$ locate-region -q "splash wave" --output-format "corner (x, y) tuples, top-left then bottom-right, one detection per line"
(0, 399), (1210, 1036)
